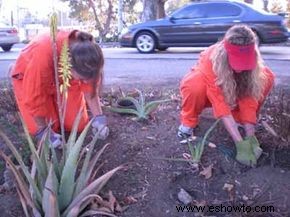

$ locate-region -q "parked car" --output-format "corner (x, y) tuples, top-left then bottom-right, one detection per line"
(0, 22), (20, 52)
(119, 0), (289, 53)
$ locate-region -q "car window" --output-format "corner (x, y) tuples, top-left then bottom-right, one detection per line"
(205, 3), (242, 18)
(171, 4), (207, 19)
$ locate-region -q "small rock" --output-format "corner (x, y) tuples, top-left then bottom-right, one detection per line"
(2, 167), (16, 191)
(178, 188), (193, 205)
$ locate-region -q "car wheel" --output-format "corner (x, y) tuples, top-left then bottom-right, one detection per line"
(1, 45), (13, 52)
(157, 46), (168, 51)
(135, 32), (156, 53)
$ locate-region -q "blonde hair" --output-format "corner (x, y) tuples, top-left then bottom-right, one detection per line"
(210, 25), (267, 108)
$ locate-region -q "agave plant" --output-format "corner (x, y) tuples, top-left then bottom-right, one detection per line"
(108, 89), (171, 121)
(0, 113), (122, 217)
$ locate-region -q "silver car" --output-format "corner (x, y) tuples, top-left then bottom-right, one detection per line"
(0, 22), (20, 52)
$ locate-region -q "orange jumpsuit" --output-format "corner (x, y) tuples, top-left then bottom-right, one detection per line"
(11, 30), (94, 135)
(180, 45), (275, 128)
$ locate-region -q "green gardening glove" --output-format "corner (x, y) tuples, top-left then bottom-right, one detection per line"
(235, 140), (257, 167)
(245, 136), (263, 160)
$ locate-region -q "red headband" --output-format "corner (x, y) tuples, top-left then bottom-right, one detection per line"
(224, 39), (257, 72)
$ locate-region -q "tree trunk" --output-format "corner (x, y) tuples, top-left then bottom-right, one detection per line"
(244, 0), (253, 4)
(263, 0), (269, 11)
(141, 0), (157, 22)
(157, 0), (166, 19)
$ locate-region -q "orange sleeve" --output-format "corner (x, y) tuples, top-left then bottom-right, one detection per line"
(198, 48), (232, 118)
(21, 41), (54, 117)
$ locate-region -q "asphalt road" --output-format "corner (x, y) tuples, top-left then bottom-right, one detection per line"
(0, 44), (289, 86)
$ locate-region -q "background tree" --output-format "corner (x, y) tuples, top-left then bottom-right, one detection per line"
(123, 0), (141, 26)
(287, 0), (290, 28)
(61, 0), (116, 42)
(141, 0), (157, 21)
(244, 0), (253, 4)
(165, 0), (191, 15)
(270, 0), (284, 13)
(263, 0), (269, 12)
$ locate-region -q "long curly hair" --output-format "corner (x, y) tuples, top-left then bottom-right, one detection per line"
(210, 25), (267, 108)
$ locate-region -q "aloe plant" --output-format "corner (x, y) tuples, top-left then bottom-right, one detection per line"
(187, 119), (220, 163)
(108, 89), (171, 120)
(0, 113), (122, 217)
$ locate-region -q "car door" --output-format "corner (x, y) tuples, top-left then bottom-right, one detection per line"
(200, 2), (243, 43)
(158, 4), (208, 44)
(158, 2), (243, 45)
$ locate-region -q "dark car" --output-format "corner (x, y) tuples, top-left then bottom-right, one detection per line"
(119, 0), (289, 53)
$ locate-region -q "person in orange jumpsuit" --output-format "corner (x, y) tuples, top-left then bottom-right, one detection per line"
(11, 30), (109, 148)
(178, 25), (274, 166)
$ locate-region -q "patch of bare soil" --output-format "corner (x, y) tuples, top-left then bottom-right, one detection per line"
(0, 79), (290, 217)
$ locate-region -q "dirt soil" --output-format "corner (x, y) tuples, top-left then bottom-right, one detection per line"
(0, 78), (290, 217)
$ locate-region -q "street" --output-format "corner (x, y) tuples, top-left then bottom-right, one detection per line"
(0, 44), (289, 86)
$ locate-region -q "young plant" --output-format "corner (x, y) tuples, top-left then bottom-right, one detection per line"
(160, 119), (220, 166)
(0, 113), (122, 217)
(186, 119), (220, 163)
(108, 89), (171, 121)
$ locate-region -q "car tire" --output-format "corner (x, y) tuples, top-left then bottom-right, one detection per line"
(135, 32), (156, 53)
(157, 46), (168, 51)
(1, 45), (13, 52)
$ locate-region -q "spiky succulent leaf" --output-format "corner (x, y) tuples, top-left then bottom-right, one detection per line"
(107, 107), (140, 117)
(62, 166), (123, 217)
(73, 133), (99, 197)
(144, 99), (171, 117)
(42, 163), (60, 217)
(58, 119), (93, 211)
(0, 130), (42, 203)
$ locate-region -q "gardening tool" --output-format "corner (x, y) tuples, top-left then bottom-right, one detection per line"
(92, 115), (109, 140)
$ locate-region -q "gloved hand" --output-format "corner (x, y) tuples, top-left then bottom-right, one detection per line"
(35, 128), (62, 149)
(92, 115), (109, 140)
(235, 139), (257, 167)
(245, 136), (263, 160)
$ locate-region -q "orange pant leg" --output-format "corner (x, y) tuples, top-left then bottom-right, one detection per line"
(64, 88), (89, 132)
(180, 71), (211, 127)
(12, 78), (59, 135)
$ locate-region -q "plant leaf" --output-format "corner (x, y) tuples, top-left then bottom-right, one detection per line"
(65, 194), (101, 217)
(0, 129), (42, 204)
(79, 210), (117, 217)
(58, 119), (93, 211)
(144, 99), (171, 116)
(62, 166), (122, 217)
(84, 144), (110, 188)
(74, 133), (100, 197)
(107, 107), (140, 117)
(42, 163), (60, 217)
(0, 150), (42, 214)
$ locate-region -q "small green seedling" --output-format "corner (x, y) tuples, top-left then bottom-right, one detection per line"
(108, 89), (171, 121)
(186, 119), (220, 163)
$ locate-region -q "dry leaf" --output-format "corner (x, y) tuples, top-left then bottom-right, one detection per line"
(124, 196), (138, 204)
(192, 200), (207, 207)
(223, 183), (234, 192)
(199, 164), (213, 179)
